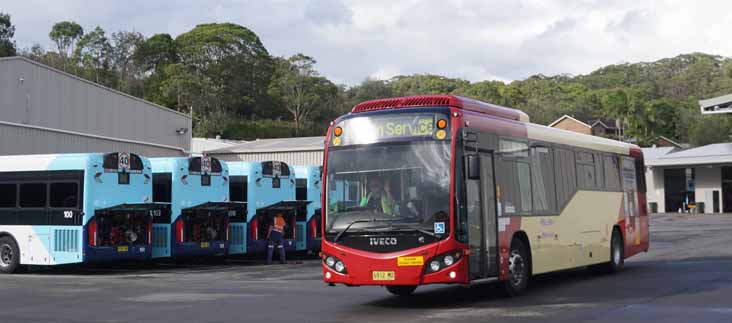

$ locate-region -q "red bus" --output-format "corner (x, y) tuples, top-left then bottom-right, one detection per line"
(320, 95), (649, 296)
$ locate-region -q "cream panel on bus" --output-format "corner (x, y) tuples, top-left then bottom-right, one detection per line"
(0, 226), (53, 265)
(522, 191), (623, 275)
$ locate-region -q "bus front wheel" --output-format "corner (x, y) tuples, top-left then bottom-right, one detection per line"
(503, 238), (530, 297)
(0, 237), (20, 274)
(386, 285), (417, 296)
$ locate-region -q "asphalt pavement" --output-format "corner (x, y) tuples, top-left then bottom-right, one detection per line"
(2, 214), (732, 323)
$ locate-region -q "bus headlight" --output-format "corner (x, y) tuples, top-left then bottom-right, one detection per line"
(425, 250), (462, 273)
(323, 254), (348, 274)
(334, 261), (345, 273)
(430, 260), (441, 272)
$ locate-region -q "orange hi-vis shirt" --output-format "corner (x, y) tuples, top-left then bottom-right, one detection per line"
(273, 216), (286, 233)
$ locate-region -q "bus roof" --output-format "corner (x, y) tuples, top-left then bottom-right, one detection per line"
(150, 156), (228, 174)
(0, 153), (98, 172)
(351, 95), (530, 122)
(350, 95), (638, 155)
(526, 122), (638, 155)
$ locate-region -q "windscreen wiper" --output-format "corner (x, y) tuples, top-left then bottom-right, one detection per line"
(333, 218), (398, 244)
(389, 224), (437, 237)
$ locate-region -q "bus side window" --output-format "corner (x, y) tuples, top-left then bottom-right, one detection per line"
(576, 151), (596, 190)
(50, 182), (79, 208)
(19, 183), (47, 208)
(530, 146), (557, 213)
(603, 156), (621, 190)
(554, 148), (577, 209)
(635, 158), (647, 193)
(594, 154), (605, 189)
(496, 139), (532, 214)
(0, 184), (17, 207)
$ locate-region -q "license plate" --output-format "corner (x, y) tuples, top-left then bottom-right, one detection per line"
(372, 271), (395, 281)
(201, 242), (210, 248)
(117, 246), (128, 252)
(397, 256), (424, 267)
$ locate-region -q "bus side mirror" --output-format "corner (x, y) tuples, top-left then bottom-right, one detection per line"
(467, 155), (480, 180)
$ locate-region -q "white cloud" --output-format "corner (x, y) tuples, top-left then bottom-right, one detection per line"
(4, 0), (732, 85)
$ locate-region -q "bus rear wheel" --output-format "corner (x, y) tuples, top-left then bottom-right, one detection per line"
(0, 237), (20, 274)
(591, 228), (624, 274)
(503, 238), (530, 297)
(386, 285), (417, 296)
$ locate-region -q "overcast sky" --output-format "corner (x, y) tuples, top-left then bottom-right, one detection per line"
(4, 0), (731, 85)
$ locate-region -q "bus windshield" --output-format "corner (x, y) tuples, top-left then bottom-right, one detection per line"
(325, 141), (451, 237)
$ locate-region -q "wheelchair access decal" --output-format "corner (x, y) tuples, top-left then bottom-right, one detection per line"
(434, 222), (445, 234)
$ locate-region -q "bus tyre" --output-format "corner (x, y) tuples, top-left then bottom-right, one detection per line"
(503, 238), (530, 297)
(0, 237), (20, 274)
(592, 229), (624, 274)
(386, 285), (417, 297)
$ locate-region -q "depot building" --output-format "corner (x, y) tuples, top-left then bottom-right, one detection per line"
(0, 57), (191, 157)
(644, 143), (732, 214)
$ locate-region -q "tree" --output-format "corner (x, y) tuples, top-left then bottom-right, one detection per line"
(75, 26), (113, 85)
(49, 21), (83, 71)
(134, 33), (179, 107)
(0, 12), (16, 57)
(389, 74), (469, 96)
(688, 116), (732, 147)
(135, 33), (178, 73)
(452, 80), (505, 105)
(631, 99), (681, 146)
(345, 78), (393, 106)
(160, 63), (224, 136)
(176, 23), (274, 121)
(269, 54), (341, 135)
(110, 31), (144, 93)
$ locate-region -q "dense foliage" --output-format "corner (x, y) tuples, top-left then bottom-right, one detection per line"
(4, 12), (732, 145)
(0, 13), (16, 57)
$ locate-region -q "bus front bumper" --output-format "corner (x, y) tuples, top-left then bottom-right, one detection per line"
(321, 252), (469, 286)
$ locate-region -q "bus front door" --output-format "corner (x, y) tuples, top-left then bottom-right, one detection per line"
(465, 151), (499, 280)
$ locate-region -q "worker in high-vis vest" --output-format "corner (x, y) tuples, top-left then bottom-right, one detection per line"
(359, 176), (395, 215)
(266, 213), (287, 265)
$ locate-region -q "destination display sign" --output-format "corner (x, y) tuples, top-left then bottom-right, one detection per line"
(333, 113), (447, 146)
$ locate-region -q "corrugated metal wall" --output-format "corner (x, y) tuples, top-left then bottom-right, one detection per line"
(0, 122), (185, 157)
(0, 58), (191, 151)
(211, 151), (324, 166)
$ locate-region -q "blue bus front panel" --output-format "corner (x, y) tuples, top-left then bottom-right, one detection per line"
(151, 157), (232, 259)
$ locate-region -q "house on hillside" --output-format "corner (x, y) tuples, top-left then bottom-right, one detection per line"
(655, 136), (688, 149)
(548, 115), (623, 139)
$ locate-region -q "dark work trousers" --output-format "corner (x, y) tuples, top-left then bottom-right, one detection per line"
(267, 230), (286, 265)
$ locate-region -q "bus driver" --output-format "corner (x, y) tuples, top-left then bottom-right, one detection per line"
(359, 176), (395, 215)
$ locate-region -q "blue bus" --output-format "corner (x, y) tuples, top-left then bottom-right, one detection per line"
(150, 156), (242, 259)
(294, 165), (322, 253)
(0, 153), (165, 274)
(227, 161), (308, 255)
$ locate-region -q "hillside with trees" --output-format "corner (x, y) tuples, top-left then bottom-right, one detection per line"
(2, 12), (732, 146)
